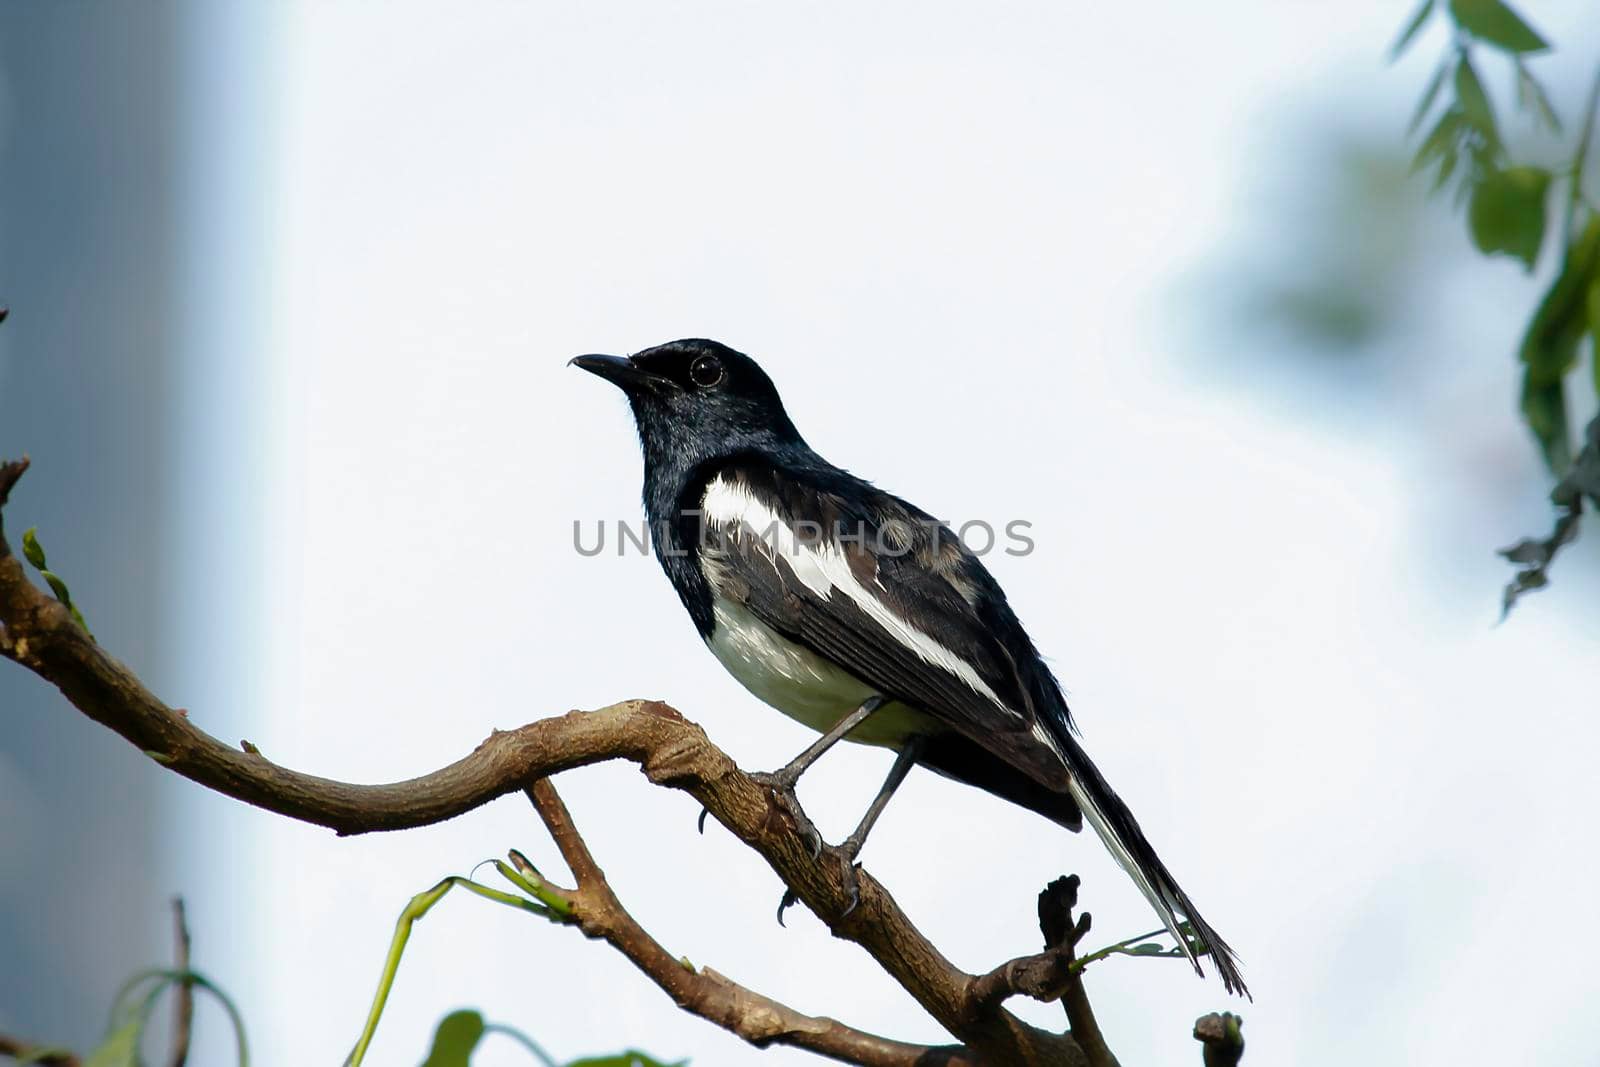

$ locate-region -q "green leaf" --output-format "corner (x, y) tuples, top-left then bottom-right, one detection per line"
(1390, 0), (1435, 60)
(1409, 58), (1452, 135)
(1411, 107), (1465, 181)
(1447, 0), (1548, 53)
(1521, 217), (1600, 383)
(1521, 372), (1571, 474)
(1453, 54), (1498, 146)
(1515, 62), (1562, 131)
(1468, 165), (1550, 269)
(1516, 219), (1600, 475)
(420, 1010), (486, 1067)
(21, 526), (47, 570)
(1590, 278), (1600, 400)
(84, 1020), (143, 1067)
(564, 1055), (687, 1067)
(43, 571), (73, 604)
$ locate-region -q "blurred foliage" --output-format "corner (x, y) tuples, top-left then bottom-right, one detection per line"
(9, 963), (251, 1067)
(421, 1010), (686, 1067)
(1226, 136), (1436, 358)
(85, 968), (248, 1067)
(1392, 0), (1600, 611)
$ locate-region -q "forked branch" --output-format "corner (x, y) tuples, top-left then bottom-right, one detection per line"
(1, 456), (1236, 1066)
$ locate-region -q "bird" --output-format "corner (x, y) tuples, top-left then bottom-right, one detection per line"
(571, 338), (1247, 996)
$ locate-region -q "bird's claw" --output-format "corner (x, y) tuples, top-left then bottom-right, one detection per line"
(748, 772), (824, 859)
(774, 861), (860, 925)
(776, 887), (800, 926)
(838, 858), (861, 918)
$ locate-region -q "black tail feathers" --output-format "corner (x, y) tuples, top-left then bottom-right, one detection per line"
(1059, 733), (1249, 998)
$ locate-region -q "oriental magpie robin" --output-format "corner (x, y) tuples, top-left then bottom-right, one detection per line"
(572, 339), (1246, 996)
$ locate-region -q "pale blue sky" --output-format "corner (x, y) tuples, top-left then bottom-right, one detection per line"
(93, 2), (1600, 1064)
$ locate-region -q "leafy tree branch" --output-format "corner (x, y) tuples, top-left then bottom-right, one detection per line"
(1392, 0), (1600, 611)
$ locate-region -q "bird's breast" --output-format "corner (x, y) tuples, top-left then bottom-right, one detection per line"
(705, 596), (933, 747)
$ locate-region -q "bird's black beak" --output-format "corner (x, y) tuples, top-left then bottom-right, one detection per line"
(569, 353), (668, 393)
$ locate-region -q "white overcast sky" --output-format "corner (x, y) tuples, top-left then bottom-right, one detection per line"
(165, 3), (1600, 1065)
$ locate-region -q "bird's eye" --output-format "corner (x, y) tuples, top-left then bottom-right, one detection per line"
(689, 354), (724, 388)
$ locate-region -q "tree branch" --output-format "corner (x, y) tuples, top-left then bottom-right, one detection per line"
(523, 778), (974, 1065)
(168, 897), (194, 1067)
(2, 456), (1236, 1065)
(0, 1036), (78, 1067)
(1, 456), (1087, 1064)
(1193, 1012), (1245, 1067)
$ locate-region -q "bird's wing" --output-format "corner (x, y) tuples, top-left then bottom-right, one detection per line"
(695, 459), (1071, 791)
(695, 458), (1250, 996)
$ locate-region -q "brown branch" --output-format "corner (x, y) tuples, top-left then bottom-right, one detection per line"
(1194, 1013), (1245, 1067)
(169, 897), (194, 1067)
(524, 779), (974, 1066)
(967, 875), (1117, 1067)
(1, 457), (1097, 1065)
(0, 1035), (79, 1066)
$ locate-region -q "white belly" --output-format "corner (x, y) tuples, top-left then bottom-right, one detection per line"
(705, 598), (933, 748)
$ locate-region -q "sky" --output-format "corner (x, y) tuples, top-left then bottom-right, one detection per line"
(74, 1), (1600, 1064)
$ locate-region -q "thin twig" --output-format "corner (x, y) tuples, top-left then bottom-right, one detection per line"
(169, 898), (194, 1067)
(0, 1034), (79, 1066)
(1194, 1012), (1246, 1067)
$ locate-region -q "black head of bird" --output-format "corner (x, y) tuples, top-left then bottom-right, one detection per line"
(570, 339), (804, 469)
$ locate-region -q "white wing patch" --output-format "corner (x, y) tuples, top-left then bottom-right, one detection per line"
(700, 475), (1019, 719)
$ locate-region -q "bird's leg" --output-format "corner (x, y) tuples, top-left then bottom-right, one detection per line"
(838, 735), (922, 862)
(763, 695), (887, 790)
(776, 733), (923, 926)
(832, 737), (922, 919)
(701, 696), (885, 839)
(750, 696), (886, 867)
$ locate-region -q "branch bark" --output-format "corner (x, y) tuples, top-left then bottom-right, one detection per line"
(1, 456), (1235, 1065)
(168, 897), (194, 1067)
(523, 778), (975, 1065)
(1193, 1013), (1246, 1067)
(1, 456), (1085, 1064)
(0, 1036), (77, 1067)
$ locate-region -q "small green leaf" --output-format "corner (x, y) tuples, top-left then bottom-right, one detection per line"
(1390, 0), (1435, 60)
(1468, 165), (1550, 269)
(1521, 217), (1600, 384)
(84, 1020), (143, 1067)
(1521, 372), (1571, 475)
(1515, 219), (1600, 475)
(420, 1010), (486, 1067)
(1453, 54), (1498, 145)
(21, 526), (47, 570)
(1434, 141), (1463, 192)
(43, 571), (73, 604)
(1515, 62), (1562, 131)
(1448, 0), (1548, 53)
(1590, 278), (1600, 400)
(1409, 58), (1452, 135)
(564, 1054), (687, 1067)
(1411, 108), (1465, 180)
